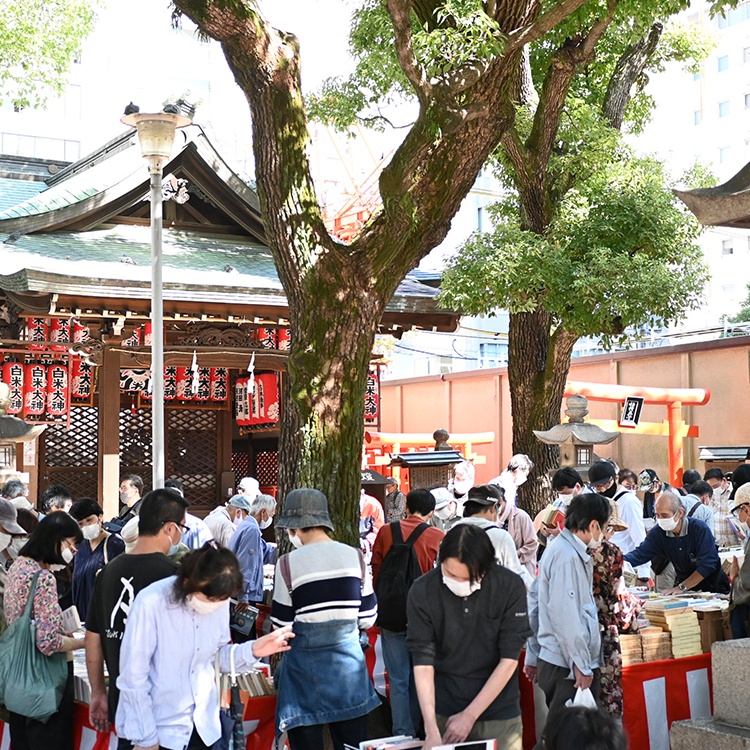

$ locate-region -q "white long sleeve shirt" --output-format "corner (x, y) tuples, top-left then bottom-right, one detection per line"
(115, 576), (260, 749)
(609, 489), (649, 579)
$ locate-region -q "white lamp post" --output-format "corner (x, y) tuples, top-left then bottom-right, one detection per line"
(121, 110), (190, 490)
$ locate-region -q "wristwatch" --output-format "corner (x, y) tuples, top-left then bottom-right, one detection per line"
(678, 583), (687, 592)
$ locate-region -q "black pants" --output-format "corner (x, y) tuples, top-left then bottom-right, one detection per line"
(287, 714), (369, 750)
(117, 725), (210, 750)
(9, 662), (75, 750)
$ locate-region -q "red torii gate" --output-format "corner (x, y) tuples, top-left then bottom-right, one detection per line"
(564, 381), (711, 487)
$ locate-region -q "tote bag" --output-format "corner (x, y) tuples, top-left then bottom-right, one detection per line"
(0, 571), (68, 722)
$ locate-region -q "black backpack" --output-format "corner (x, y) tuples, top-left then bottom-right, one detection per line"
(375, 522), (428, 632)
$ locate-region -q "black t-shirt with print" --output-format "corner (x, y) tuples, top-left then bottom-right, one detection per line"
(86, 552), (177, 722)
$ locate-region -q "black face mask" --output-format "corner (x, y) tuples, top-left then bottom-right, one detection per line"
(600, 482), (617, 499)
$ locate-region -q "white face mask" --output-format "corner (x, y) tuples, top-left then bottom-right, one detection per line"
(233, 513), (245, 528)
(61, 546), (75, 564)
(186, 595), (226, 615)
(435, 505), (454, 521)
(0, 532), (11, 553)
(557, 493), (574, 506)
(656, 513), (679, 532)
(587, 527), (603, 550)
(259, 515), (273, 530)
(82, 523), (101, 541)
(442, 573), (481, 598)
(287, 530), (303, 548)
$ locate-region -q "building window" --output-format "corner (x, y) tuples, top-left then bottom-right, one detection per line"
(693, 71), (701, 81)
(478, 342), (508, 369)
(718, 55), (729, 72)
(745, 47), (750, 63)
(720, 146), (731, 163)
(477, 207), (484, 232)
(722, 239), (734, 255)
(719, 100), (730, 117)
(694, 110), (701, 125)
(722, 284), (736, 294)
(746, 94), (750, 109)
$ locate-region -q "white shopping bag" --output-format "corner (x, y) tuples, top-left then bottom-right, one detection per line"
(565, 687), (597, 709)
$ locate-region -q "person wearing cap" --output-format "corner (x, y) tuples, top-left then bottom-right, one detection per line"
(728, 483), (750, 638)
(705, 467), (744, 548)
(623, 490), (730, 595)
(430, 486), (461, 532)
(84, 488), (187, 736)
(384, 476), (407, 523)
(638, 468), (680, 521)
(205, 493), (252, 548)
(0, 497), (28, 608)
(271, 489), (379, 750)
(456, 484), (533, 589)
(589, 501), (641, 718)
(371, 488), (445, 738)
(588, 461), (648, 579)
(229, 493), (277, 627)
(238, 476), (261, 500)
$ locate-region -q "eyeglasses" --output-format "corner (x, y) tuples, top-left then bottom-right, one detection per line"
(162, 520), (189, 533)
(732, 504), (749, 517)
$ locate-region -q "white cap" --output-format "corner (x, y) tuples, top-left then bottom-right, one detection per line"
(238, 477), (260, 500)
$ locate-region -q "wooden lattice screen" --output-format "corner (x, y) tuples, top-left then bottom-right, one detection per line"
(40, 406), (99, 499)
(232, 452), (250, 488)
(256, 450), (279, 487)
(119, 406), (219, 507)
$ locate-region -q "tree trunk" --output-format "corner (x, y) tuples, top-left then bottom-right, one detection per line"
(508, 309), (578, 517)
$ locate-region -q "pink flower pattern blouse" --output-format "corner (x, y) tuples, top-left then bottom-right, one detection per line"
(5, 556), (65, 655)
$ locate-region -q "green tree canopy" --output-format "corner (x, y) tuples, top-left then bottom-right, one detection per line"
(0, 0), (99, 108)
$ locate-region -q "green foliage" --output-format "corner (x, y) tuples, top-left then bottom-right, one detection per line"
(441, 149), (708, 347)
(0, 0), (99, 108)
(680, 160), (718, 189)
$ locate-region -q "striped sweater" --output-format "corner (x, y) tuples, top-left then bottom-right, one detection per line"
(270, 540), (377, 629)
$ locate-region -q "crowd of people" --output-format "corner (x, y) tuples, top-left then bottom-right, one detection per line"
(0, 454), (746, 750)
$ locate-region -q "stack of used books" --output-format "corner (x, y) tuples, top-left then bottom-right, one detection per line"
(619, 634), (643, 666)
(640, 625), (673, 661)
(645, 599), (702, 658)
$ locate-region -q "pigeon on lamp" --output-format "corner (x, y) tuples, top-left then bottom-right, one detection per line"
(163, 103), (180, 115)
(123, 102), (140, 115)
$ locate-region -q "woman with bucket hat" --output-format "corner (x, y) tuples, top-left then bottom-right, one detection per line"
(270, 488), (379, 750)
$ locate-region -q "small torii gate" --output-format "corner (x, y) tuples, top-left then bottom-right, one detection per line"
(564, 381), (711, 487)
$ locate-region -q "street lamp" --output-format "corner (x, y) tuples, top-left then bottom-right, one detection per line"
(121, 109), (191, 490)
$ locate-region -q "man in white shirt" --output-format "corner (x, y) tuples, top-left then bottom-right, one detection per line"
(490, 454), (533, 507)
(204, 494), (252, 548)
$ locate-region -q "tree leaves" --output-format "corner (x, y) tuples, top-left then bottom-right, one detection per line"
(0, 0), (99, 109)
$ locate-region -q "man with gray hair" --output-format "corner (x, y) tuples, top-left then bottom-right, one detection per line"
(229, 493), (278, 623)
(624, 490), (729, 595)
(490, 454), (533, 507)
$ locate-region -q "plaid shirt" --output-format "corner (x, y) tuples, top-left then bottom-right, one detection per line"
(710, 485), (744, 548)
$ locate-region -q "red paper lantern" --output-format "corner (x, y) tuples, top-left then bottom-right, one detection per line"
(277, 328), (291, 351)
(24, 362), (47, 416)
(2, 362), (24, 414)
(175, 366), (191, 400)
(46, 363), (68, 416)
(194, 367), (211, 401)
(49, 318), (70, 352)
(122, 327), (141, 348)
(164, 366), (177, 401)
(250, 372), (280, 425)
(71, 358), (93, 400)
(143, 322), (153, 347)
(27, 318), (48, 350)
(235, 376), (251, 426)
(72, 320), (90, 343)
(210, 368), (228, 402)
(255, 328), (277, 349)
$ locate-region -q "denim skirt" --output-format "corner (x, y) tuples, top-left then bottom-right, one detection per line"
(275, 619), (380, 733)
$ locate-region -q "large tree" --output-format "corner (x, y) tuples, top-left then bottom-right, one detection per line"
(170, 0), (728, 539)
(0, 0), (99, 108)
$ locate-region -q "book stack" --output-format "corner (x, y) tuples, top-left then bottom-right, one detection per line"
(349, 737), (424, 749)
(619, 634), (642, 666)
(640, 626), (672, 661)
(645, 600), (702, 659)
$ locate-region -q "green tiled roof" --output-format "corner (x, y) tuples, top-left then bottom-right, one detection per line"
(3, 225), (280, 288)
(0, 178), (45, 214)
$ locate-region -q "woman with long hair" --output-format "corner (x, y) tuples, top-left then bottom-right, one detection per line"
(4, 512), (84, 750)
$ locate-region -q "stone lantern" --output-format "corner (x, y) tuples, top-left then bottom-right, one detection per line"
(533, 394), (619, 474)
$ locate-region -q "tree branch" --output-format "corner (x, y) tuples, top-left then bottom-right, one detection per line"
(385, 0), (432, 103)
(527, 0), (618, 175)
(602, 22), (663, 130)
(506, 0), (595, 52)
